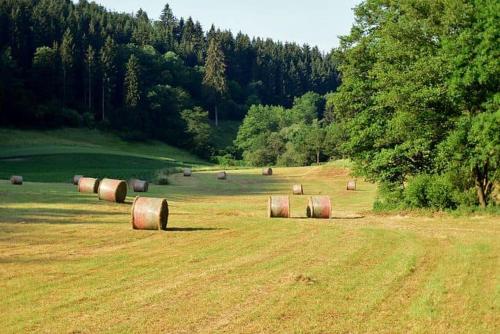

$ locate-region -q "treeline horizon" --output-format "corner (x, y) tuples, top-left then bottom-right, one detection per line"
(0, 0), (338, 143)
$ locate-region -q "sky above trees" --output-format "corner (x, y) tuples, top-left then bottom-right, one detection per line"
(86, 0), (361, 52)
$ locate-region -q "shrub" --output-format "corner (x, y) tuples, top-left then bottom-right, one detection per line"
(404, 174), (457, 210)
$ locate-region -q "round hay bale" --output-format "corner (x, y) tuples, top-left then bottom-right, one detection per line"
(183, 168), (192, 177)
(268, 196), (290, 218)
(73, 175), (83, 185)
(307, 196), (331, 219)
(217, 171), (227, 180)
(262, 167), (273, 176)
(132, 180), (149, 192)
(131, 197), (169, 230)
(127, 178), (139, 189)
(98, 178), (127, 203)
(10, 175), (23, 185)
(347, 180), (356, 191)
(292, 184), (304, 195)
(78, 177), (100, 193)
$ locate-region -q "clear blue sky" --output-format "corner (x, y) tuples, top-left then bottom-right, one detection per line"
(87, 0), (361, 52)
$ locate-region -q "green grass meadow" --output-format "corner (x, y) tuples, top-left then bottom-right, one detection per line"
(0, 129), (499, 333)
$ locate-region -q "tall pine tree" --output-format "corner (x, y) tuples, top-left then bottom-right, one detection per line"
(203, 38), (227, 126)
(100, 37), (116, 121)
(60, 29), (74, 109)
(125, 54), (140, 108)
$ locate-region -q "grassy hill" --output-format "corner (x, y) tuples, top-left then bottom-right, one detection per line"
(0, 128), (210, 183)
(0, 157), (498, 332)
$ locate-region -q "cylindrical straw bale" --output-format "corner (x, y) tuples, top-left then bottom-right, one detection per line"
(10, 176), (23, 185)
(78, 177), (100, 193)
(217, 171), (227, 180)
(73, 175), (83, 185)
(262, 167), (273, 176)
(132, 180), (149, 192)
(98, 178), (127, 203)
(307, 196), (331, 219)
(183, 168), (192, 177)
(347, 180), (356, 191)
(268, 196), (290, 218)
(292, 184), (304, 195)
(128, 178), (139, 189)
(131, 197), (169, 230)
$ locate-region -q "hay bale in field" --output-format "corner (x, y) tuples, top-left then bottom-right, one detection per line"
(131, 197), (169, 230)
(268, 196), (290, 218)
(127, 178), (139, 189)
(183, 168), (192, 177)
(132, 180), (149, 192)
(292, 184), (304, 195)
(262, 167), (273, 176)
(10, 175), (23, 185)
(73, 175), (83, 185)
(347, 180), (356, 191)
(217, 171), (227, 180)
(98, 178), (127, 203)
(307, 196), (331, 219)
(78, 177), (100, 193)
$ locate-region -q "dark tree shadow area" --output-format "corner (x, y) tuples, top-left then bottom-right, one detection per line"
(165, 227), (227, 232)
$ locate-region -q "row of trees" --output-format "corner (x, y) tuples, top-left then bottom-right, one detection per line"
(0, 0), (338, 146)
(236, 0), (498, 210)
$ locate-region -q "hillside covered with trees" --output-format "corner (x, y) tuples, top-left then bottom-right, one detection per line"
(0, 0), (338, 152)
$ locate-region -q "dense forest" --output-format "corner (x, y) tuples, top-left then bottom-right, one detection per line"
(0, 0), (338, 146)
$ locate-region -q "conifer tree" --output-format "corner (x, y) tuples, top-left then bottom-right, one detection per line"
(203, 38), (227, 126)
(85, 45), (95, 113)
(125, 55), (141, 108)
(60, 29), (74, 109)
(100, 37), (116, 121)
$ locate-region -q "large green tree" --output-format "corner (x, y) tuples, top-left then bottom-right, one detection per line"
(329, 0), (499, 208)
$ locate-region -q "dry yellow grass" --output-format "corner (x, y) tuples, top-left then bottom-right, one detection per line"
(0, 165), (499, 333)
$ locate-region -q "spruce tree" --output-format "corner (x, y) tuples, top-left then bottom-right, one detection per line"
(203, 38), (227, 126)
(100, 37), (116, 121)
(60, 29), (74, 109)
(85, 45), (95, 113)
(125, 55), (141, 108)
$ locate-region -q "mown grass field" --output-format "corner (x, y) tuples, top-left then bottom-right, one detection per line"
(0, 130), (499, 333)
(0, 128), (209, 183)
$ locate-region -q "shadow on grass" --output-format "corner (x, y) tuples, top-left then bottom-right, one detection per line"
(165, 227), (227, 232)
(288, 215), (365, 220)
(0, 207), (126, 225)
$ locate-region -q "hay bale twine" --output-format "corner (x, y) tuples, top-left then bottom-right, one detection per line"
(347, 180), (356, 191)
(268, 196), (290, 218)
(78, 177), (100, 193)
(10, 175), (23, 185)
(307, 196), (331, 219)
(98, 178), (127, 203)
(183, 168), (192, 177)
(132, 180), (149, 192)
(73, 175), (83, 185)
(262, 167), (273, 176)
(292, 184), (304, 195)
(131, 197), (169, 230)
(217, 171), (227, 180)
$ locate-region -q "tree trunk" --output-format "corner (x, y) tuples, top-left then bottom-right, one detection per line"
(476, 182), (487, 208)
(63, 68), (66, 109)
(88, 66), (92, 112)
(474, 166), (487, 208)
(215, 105), (219, 127)
(102, 81), (105, 121)
(316, 150), (320, 164)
